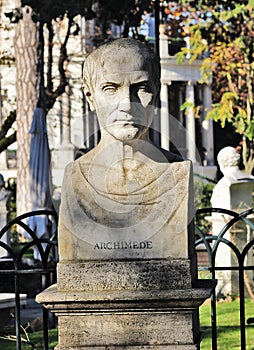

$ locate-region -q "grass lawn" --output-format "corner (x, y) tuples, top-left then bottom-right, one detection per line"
(200, 298), (254, 349)
(0, 328), (58, 350)
(0, 299), (253, 349)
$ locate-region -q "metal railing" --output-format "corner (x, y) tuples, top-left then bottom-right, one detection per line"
(0, 208), (254, 349)
(195, 207), (254, 350)
(0, 209), (58, 350)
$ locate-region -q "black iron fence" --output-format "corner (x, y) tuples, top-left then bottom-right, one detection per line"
(0, 210), (58, 350)
(0, 208), (254, 349)
(195, 207), (254, 350)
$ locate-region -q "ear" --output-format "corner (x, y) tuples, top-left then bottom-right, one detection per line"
(85, 91), (95, 111)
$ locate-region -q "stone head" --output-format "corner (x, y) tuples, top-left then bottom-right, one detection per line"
(82, 38), (160, 142)
(217, 146), (240, 173)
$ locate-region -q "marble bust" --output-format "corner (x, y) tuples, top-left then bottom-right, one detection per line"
(58, 38), (193, 261)
(211, 146), (254, 209)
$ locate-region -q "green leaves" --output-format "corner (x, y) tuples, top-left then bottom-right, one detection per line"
(207, 93), (254, 141)
(207, 92), (236, 127)
(244, 119), (254, 140)
(181, 101), (201, 119)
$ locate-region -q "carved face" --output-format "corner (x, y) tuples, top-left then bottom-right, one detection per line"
(87, 52), (157, 142)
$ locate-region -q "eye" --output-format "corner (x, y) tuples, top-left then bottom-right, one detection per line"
(134, 83), (151, 94)
(102, 84), (118, 94)
(138, 84), (149, 92)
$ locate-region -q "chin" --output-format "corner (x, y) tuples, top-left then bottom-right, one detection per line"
(109, 126), (141, 142)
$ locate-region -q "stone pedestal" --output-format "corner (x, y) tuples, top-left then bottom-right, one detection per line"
(37, 37), (213, 348)
(37, 261), (213, 349)
(36, 158), (213, 349)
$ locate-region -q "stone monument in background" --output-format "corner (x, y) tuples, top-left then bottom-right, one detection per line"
(209, 146), (254, 297)
(37, 38), (212, 349)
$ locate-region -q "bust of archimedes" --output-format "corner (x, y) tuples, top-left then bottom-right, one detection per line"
(58, 38), (193, 261)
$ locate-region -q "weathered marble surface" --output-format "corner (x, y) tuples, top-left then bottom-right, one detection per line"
(37, 38), (211, 350)
(37, 283), (213, 350)
(57, 259), (192, 291)
(58, 38), (194, 262)
(59, 150), (193, 261)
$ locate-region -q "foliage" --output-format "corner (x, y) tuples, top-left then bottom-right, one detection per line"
(176, 0), (254, 173)
(181, 101), (201, 119)
(194, 181), (214, 209)
(194, 178), (215, 233)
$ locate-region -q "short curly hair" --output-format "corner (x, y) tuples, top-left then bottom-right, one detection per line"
(217, 146), (240, 168)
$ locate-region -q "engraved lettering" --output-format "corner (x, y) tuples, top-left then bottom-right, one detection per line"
(146, 241), (153, 249)
(106, 242), (112, 249)
(94, 241), (153, 250)
(133, 241), (139, 249)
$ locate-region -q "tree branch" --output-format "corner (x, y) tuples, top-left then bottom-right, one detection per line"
(0, 111), (16, 139)
(46, 21), (54, 92)
(0, 132), (16, 153)
(45, 17), (71, 112)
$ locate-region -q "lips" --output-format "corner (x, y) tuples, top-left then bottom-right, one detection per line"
(113, 114), (135, 121)
(111, 114), (141, 125)
(115, 120), (135, 125)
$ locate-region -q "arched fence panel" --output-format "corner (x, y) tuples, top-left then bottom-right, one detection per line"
(195, 207), (254, 350)
(0, 210), (58, 350)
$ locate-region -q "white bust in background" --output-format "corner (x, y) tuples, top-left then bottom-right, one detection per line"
(211, 146), (254, 209)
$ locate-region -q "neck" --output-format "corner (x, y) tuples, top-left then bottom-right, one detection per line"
(221, 165), (239, 174)
(123, 143), (134, 159)
(99, 131), (151, 160)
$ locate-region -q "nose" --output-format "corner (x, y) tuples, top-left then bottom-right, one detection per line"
(119, 88), (131, 112)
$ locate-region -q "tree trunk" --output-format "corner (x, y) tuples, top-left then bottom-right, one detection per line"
(14, 4), (39, 214)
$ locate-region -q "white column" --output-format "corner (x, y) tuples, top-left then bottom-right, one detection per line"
(58, 89), (75, 164)
(160, 82), (170, 151)
(159, 26), (169, 59)
(185, 81), (197, 163)
(183, 35), (191, 59)
(51, 88), (75, 187)
(80, 16), (86, 53)
(61, 90), (71, 144)
(202, 84), (214, 165)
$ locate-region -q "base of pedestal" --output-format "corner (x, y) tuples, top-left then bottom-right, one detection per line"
(37, 281), (213, 350)
(55, 346), (198, 350)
